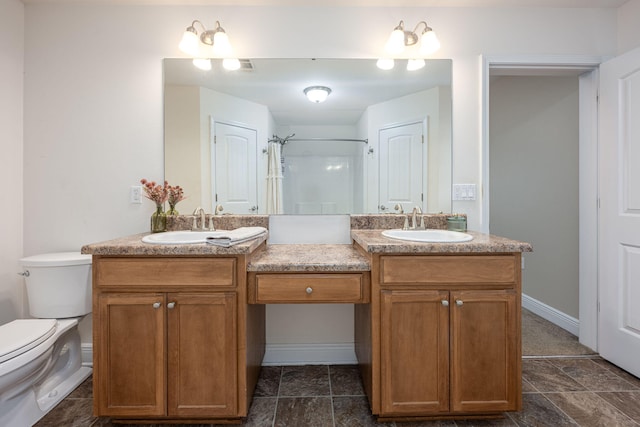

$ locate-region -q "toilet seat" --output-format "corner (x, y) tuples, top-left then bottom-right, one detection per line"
(0, 319), (57, 363)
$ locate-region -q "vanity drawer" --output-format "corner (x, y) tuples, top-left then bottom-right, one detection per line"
(380, 255), (517, 286)
(95, 257), (236, 288)
(251, 273), (368, 304)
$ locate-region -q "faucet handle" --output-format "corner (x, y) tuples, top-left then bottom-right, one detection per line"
(419, 215), (426, 230)
(207, 215), (215, 231)
(402, 216), (410, 230)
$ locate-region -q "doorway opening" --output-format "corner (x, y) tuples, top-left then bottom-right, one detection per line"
(481, 56), (600, 351)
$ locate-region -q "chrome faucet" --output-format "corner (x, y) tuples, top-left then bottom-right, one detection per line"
(192, 207), (209, 231)
(411, 206), (425, 230)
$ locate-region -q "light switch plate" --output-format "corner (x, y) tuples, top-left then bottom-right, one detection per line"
(453, 184), (477, 201)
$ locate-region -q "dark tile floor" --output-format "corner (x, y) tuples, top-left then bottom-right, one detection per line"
(33, 311), (640, 427)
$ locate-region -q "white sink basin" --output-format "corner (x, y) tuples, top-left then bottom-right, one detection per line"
(142, 231), (220, 245)
(381, 229), (473, 243)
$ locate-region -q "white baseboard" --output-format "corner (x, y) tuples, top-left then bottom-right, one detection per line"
(81, 343), (93, 367)
(262, 343), (357, 366)
(522, 293), (579, 336)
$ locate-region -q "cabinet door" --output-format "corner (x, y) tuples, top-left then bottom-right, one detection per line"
(95, 293), (166, 417)
(450, 290), (519, 413)
(380, 290), (449, 415)
(167, 293), (238, 417)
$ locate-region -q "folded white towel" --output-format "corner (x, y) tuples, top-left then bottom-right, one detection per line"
(205, 227), (268, 247)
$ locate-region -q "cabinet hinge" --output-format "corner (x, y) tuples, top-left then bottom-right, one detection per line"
(214, 135), (217, 144)
(421, 135), (424, 144)
(421, 193), (424, 202)
(215, 194), (218, 202)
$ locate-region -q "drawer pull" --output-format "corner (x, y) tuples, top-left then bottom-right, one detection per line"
(152, 302), (161, 309)
(456, 299), (464, 306)
(167, 302), (176, 309)
(306, 287), (313, 294)
(441, 300), (449, 307)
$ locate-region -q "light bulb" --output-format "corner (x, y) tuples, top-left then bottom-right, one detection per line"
(407, 59), (425, 71)
(192, 58), (212, 71)
(212, 31), (232, 57)
(179, 29), (200, 57)
(385, 28), (406, 54)
(420, 30), (441, 55)
(223, 58), (241, 71)
(376, 58), (395, 70)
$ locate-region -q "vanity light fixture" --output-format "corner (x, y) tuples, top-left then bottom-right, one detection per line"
(304, 86), (332, 103)
(378, 20), (441, 71)
(179, 20), (239, 71)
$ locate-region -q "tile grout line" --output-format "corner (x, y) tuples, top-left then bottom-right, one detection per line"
(271, 366), (283, 427)
(328, 365), (336, 427)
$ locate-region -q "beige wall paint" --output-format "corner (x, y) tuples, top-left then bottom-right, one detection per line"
(0, 0), (24, 325)
(490, 76), (579, 318)
(618, 0), (640, 54)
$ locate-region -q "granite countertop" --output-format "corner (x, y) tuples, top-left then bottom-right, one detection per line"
(351, 229), (533, 254)
(80, 233), (268, 256)
(247, 244), (371, 272)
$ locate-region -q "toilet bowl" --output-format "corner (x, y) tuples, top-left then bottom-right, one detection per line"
(0, 252), (92, 427)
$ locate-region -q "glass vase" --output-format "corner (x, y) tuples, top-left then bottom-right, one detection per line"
(166, 204), (179, 216)
(150, 205), (167, 233)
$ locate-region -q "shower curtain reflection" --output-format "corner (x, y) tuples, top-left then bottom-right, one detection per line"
(281, 139), (365, 214)
(266, 141), (284, 214)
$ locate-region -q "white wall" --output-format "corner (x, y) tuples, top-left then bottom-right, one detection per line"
(0, 0), (24, 325)
(490, 76), (579, 318)
(21, 4), (618, 348)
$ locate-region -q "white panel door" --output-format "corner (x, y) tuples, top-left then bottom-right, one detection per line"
(378, 122), (424, 213)
(599, 46), (640, 377)
(212, 122), (258, 214)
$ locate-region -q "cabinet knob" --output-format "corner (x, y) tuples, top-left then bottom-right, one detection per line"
(441, 300), (449, 307)
(167, 302), (176, 309)
(306, 287), (313, 294)
(456, 299), (464, 306)
(152, 302), (161, 309)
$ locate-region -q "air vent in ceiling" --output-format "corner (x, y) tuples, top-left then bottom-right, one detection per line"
(238, 59), (254, 71)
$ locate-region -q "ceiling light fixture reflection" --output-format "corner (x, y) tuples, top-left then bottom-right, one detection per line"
(192, 58), (212, 71)
(304, 86), (332, 103)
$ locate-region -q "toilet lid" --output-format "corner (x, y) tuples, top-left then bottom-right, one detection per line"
(0, 319), (57, 363)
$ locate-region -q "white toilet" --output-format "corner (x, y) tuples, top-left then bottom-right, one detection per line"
(0, 252), (93, 427)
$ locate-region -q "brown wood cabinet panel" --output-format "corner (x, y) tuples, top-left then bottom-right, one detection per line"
(167, 293), (237, 417)
(252, 273), (366, 303)
(380, 255), (517, 286)
(94, 293), (166, 417)
(450, 290), (520, 413)
(95, 257), (236, 288)
(380, 290), (450, 415)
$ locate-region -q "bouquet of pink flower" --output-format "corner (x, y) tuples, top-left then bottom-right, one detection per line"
(167, 184), (186, 215)
(140, 179), (169, 207)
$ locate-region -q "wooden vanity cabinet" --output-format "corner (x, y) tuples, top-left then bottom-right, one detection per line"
(359, 253), (522, 420)
(92, 256), (262, 423)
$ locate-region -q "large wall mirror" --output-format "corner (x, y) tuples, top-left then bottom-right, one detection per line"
(164, 58), (452, 215)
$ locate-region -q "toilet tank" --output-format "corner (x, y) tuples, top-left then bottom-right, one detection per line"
(19, 252), (92, 319)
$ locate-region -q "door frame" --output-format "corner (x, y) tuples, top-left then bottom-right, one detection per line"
(480, 54), (603, 350)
